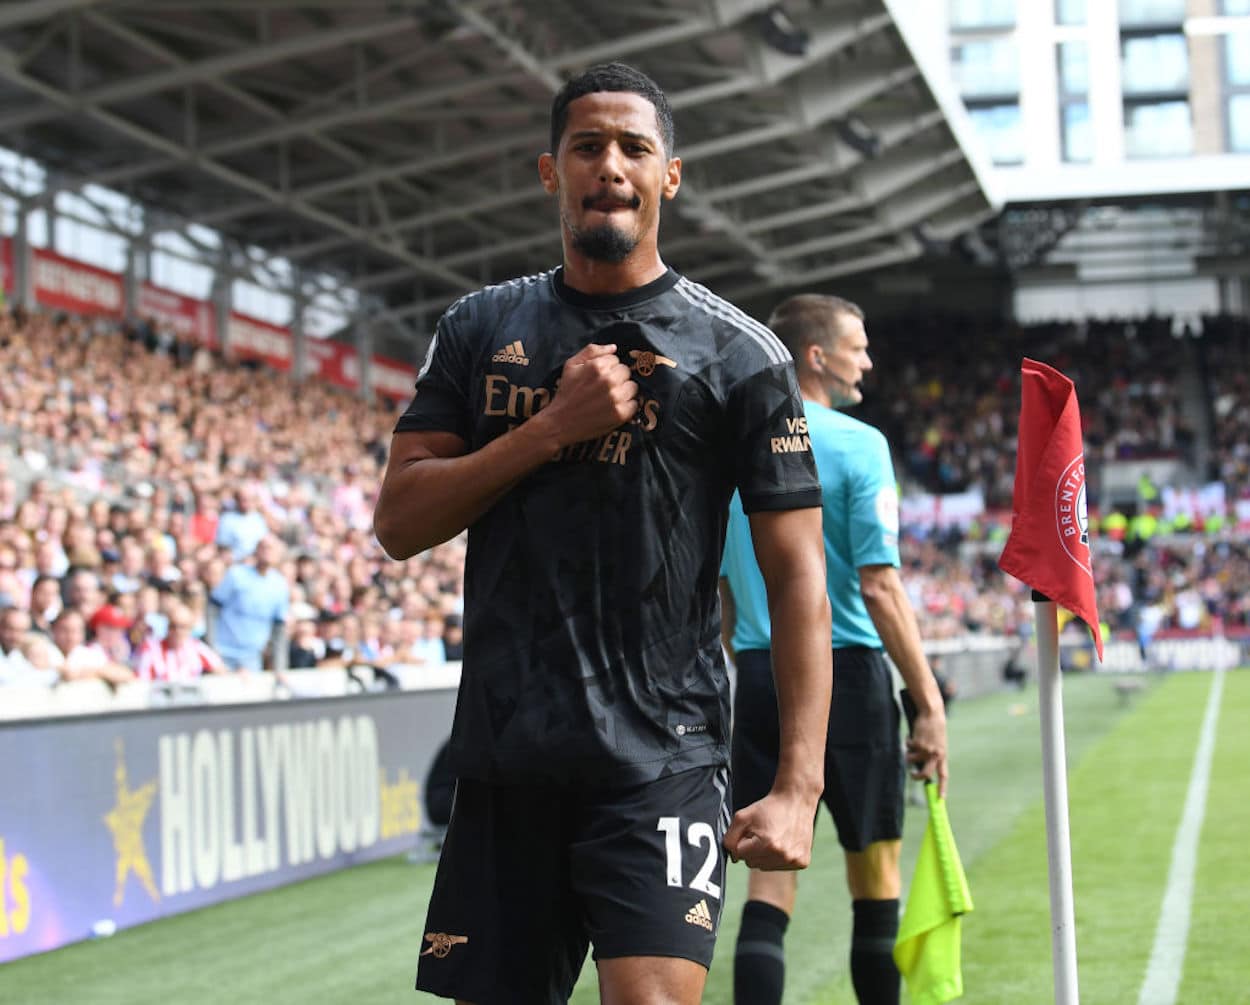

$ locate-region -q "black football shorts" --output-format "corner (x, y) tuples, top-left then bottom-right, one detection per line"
(731, 646), (904, 852)
(414, 763), (731, 1004)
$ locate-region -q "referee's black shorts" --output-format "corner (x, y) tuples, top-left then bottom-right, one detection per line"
(731, 646), (904, 852)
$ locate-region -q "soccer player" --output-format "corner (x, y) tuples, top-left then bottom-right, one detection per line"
(720, 294), (949, 1005)
(373, 63), (832, 1005)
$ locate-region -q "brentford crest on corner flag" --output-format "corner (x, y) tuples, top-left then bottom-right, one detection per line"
(998, 358), (1103, 660)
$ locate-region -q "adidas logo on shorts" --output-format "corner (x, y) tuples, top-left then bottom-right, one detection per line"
(491, 339), (530, 365)
(684, 899), (714, 931)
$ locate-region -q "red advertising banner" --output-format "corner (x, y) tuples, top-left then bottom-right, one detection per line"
(31, 246), (124, 317)
(227, 311), (292, 371)
(137, 282), (217, 348)
(304, 338), (357, 392)
(370, 354), (417, 402)
(305, 341), (415, 401)
(0, 237), (12, 297)
(2, 237), (415, 397)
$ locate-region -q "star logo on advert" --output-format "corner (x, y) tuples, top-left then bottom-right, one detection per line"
(1054, 455), (1091, 576)
(103, 740), (160, 908)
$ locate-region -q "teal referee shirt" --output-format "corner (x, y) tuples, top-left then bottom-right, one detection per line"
(721, 400), (901, 651)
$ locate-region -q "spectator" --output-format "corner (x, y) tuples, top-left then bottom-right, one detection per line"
(415, 617), (447, 666)
(442, 614), (464, 661)
(215, 486), (269, 560)
(0, 606), (56, 686)
(63, 567), (105, 622)
(0, 475), (17, 522)
(19, 631), (62, 681)
(32, 537), (68, 580)
(320, 612), (379, 668)
(29, 574), (61, 634)
(189, 493), (220, 546)
(287, 617), (325, 669)
(134, 583), (170, 641)
(110, 539), (148, 594)
(209, 535), (289, 671)
(181, 581), (210, 638)
(88, 603), (135, 667)
(50, 609), (134, 686)
(0, 566), (23, 611)
(146, 540), (182, 587)
(134, 603), (227, 682)
(331, 465), (371, 532)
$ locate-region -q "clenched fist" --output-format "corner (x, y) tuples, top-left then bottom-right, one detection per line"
(540, 343), (639, 447)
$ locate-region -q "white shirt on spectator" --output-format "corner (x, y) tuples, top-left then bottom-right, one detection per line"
(0, 646), (58, 687)
(63, 643), (113, 677)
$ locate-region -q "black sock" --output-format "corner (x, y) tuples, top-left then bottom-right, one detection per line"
(734, 899), (789, 1005)
(850, 898), (900, 1005)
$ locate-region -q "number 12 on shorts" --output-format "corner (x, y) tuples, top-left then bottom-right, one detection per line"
(657, 817), (722, 899)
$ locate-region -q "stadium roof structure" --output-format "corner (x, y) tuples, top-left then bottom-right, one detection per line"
(0, 0), (999, 340)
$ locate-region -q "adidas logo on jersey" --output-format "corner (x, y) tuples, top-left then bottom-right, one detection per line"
(491, 340), (530, 365)
(684, 899), (714, 931)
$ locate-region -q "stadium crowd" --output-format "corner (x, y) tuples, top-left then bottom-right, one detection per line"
(1202, 313), (1250, 501)
(0, 308), (462, 687)
(856, 310), (1250, 641)
(0, 304), (1247, 689)
(860, 313), (1217, 506)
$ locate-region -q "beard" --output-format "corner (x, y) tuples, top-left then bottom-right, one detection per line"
(571, 222), (638, 263)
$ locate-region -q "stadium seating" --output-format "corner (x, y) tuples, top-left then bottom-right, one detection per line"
(0, 305), (1247, 726)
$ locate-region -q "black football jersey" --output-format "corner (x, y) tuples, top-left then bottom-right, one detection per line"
(396, 267), (820, 783)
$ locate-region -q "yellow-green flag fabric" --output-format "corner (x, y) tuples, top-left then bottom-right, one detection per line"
(894, 783), (974, 1004)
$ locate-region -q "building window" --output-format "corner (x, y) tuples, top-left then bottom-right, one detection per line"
(1124, 100), (1192, 157)
(1061, 103), (1094, 161)
(1121, 33), (1189, 95)
(967, 103), (1025, 164)
(1055, 0), (1086, 25)
(1227, 31), (1250, 87)
(1057, 42), (1092, 162)
(1227, 31), (1250, 152)
(1118, 0), (1185, 26)
(949, 0), (1016, 30)
(1058, 41), (1090, 93)
(1229, 95), (1250, 151)
(951, 39), (1020, 98)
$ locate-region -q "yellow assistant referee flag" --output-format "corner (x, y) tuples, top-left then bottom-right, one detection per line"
(894, 782), (974, 1005)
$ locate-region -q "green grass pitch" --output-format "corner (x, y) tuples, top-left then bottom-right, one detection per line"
(3, 669), (1246, 1004)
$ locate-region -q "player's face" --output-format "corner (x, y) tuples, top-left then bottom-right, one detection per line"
(539, 91), (681, 263)
(825, 315), (873, 407)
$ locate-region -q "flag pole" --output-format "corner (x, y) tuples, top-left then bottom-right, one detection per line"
(1033, 589), (1080, 1004)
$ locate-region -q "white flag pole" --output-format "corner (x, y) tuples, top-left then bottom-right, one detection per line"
(1034, 591), (1080, 1004)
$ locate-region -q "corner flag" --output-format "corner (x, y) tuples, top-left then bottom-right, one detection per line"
(997, 358), (1102, 659)
(998, 358), (1094, 1003)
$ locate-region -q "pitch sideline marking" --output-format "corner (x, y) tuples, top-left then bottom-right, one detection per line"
(1136, 667), (1225, 1005)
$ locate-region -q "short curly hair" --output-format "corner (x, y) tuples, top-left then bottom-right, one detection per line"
(550, 62), (675, 159)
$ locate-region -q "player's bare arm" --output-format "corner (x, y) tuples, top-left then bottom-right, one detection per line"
(859, 563), (948, 796)
(373, 342), (638, 559)
(723, 506), (830, 871)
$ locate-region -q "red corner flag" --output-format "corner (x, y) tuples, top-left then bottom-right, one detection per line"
(998, 358), (1103, 659)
